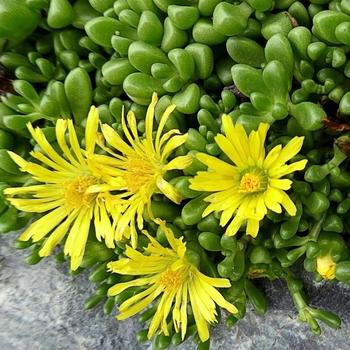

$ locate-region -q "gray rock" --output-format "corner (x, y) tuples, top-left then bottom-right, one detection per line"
(1, 233), (350, 350)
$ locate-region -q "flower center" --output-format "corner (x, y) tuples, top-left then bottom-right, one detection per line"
(124, 157), (157, 193)
(239, 173), (261, 193)
(65, 176), (97, 209)
(316, 255), (336, 280)
(238, 167), (268, 194)
(159, 268), (184, 290)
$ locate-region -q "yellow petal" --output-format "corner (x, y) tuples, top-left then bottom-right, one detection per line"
(160, 290), (177, 336)
(121, 110), (141, 150)
(17, 162), (64, 183)
(195, 271), (231, 288)
(198, 277), (238, 315)
(117, 287), (161, 320)
(28, 123), (76, 170)
(101, 123), (133, 154)
(147, 292), (170, 339)
(216, 193), (245, 226)
(248, 129), (261, 162)
(225, 214), (244, 236)
(145, 92), (158, 149)
(264, 187), (282, 213)
(270, 159), (308, 178)
(19, 206), (67, 241)
(85, 106), (99, 154)
(222, 115), (249, 159)
(190, 277), (217, 323)
(258, 123), (270, 152)
(172, 288), (183, 333)
(39, 211), (77, 256)
(30, 151), (67, 172)
(94, 199), (115, 248)
(158, 129), (181, 151)
(201, 203), (215, 218)
(280, 191), (297, 216)
(180, 282), (188, 340)
(56, 119), (80, 166)
(269, 136), (304, 168)
(108, 277), (155, 296)
(155, 104), (176, 151)
(7, 151), (28, 170)
(263, 144), (282, 169)
(255, 195), (267, 219)
(233, 123), (251, 158)
(87, 184), (116, 193)
(269, 178), (293, 190)
(190, 172), (235, 192)
(188, 282), (210, 342)
(64, 207), (92, 270)
(246, 218), (260, 237)
(4, 184), (54, 196)
(7, 197), (64, 213)
(196, 152), (237, 175)
(119, 284), (159, 311)
(142, 229), (171, 255)
(155, 219), (186, 256)
(156, 177), (183, 204)
(164, 155), (193, 171)
(67, 120), (86, 165)
(214, 134), (245, 167)
(161, 134), (187, 161)
(127, 110), (140, 142)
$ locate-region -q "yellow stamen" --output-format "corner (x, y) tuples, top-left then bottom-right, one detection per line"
(65, 176), (97, 209)
(239, 172), (261, 193)
(316, 255), (336, 280)
(124, 157), (158, 193)
(159, 268), (185, 290)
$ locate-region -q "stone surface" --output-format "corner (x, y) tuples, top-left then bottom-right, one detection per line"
(1, 233), (350, 350)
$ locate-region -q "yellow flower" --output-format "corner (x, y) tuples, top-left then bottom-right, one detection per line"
(317, 255), (336, 280)
(4, 107), (119, 270)
(107, 220), (237, 342)
(94, 93), (192, 247)
(190, 115), (307, 237)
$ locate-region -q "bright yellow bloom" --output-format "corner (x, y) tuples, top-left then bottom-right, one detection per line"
(4, 107), (120, 270)
(190, 115), (307, 237)
(107, 220), (237, 342)
(94, 93), (192, 247)
(317, 255), (336, 280)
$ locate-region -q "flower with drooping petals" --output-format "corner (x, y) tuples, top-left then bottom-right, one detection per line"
(5, 107), (120, 270)
(107, 220), (237, 342)
(94, 93), (192, 247)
